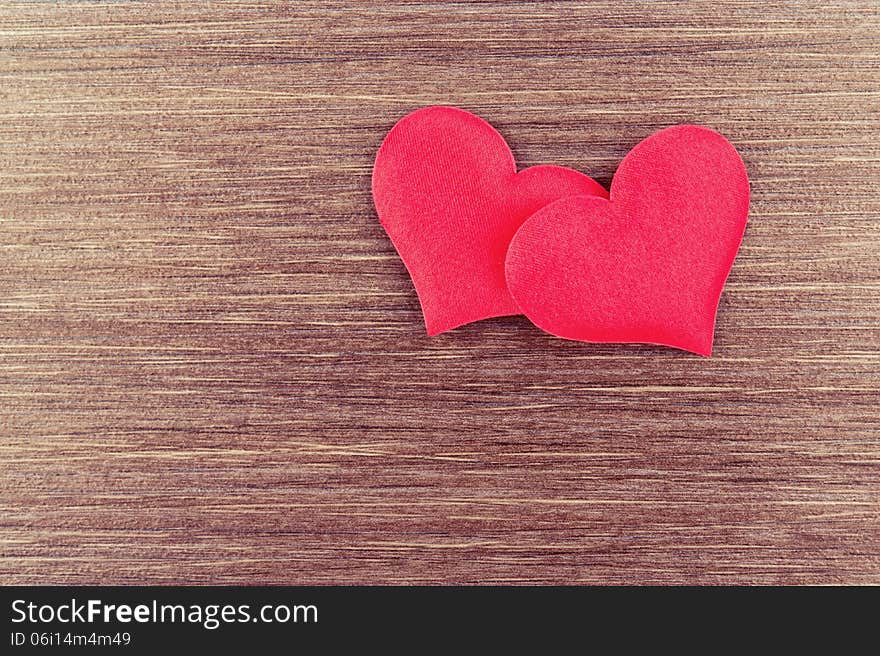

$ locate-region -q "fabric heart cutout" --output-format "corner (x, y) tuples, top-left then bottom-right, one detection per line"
(504, 125), (749, 356)
(372, 106), (607, 335)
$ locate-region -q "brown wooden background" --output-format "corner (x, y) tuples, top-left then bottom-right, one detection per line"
(1, 1), (878, 585)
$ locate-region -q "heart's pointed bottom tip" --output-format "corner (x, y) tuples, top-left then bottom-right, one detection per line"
(667, 338), (712, 357)
(424, 321), (444, 337)
(690, 340), (713, 358)
(424, 319), (462, 337)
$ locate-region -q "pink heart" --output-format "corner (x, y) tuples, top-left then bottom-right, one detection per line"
(505, 125), (749, 356)
(373, 106), (606, 335)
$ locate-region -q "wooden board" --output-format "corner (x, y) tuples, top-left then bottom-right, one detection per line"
(1, 1), (878, 585)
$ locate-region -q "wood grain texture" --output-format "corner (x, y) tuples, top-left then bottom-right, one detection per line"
(1, 1), (878, 585)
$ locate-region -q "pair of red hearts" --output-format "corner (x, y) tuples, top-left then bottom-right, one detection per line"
(372, 106), (749, 356)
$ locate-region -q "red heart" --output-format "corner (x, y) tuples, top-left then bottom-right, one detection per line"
(372, 106), (606, 335)
(505, 125), (749, 356)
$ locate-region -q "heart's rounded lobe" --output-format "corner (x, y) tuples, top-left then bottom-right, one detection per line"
(505, 125), (749, 356)
(372, 106), (606, 335)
